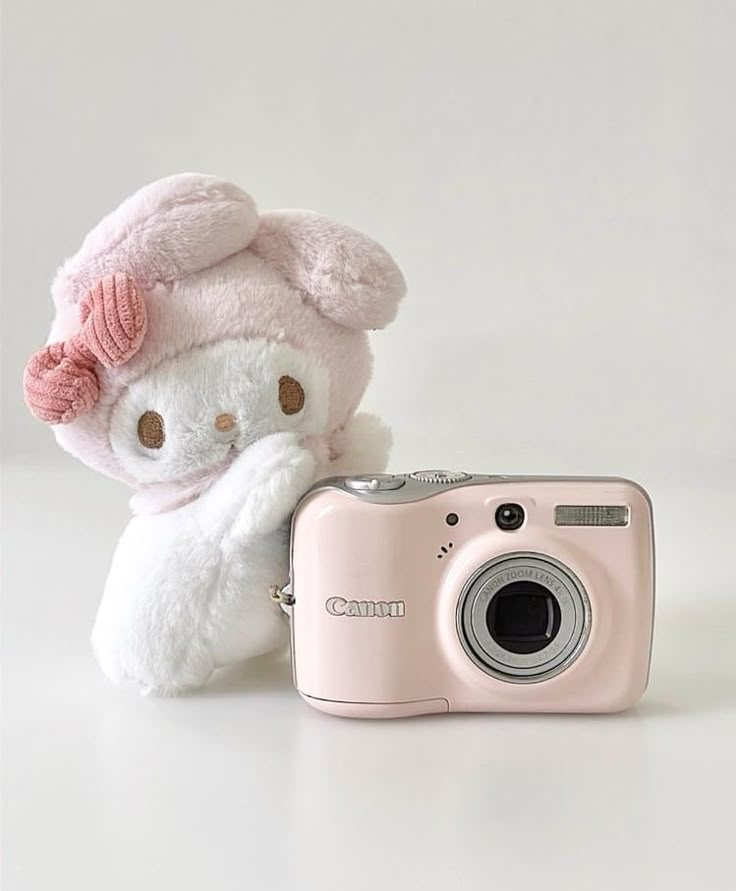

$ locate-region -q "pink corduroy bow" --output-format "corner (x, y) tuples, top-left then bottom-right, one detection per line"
(23, 273), (147, 424)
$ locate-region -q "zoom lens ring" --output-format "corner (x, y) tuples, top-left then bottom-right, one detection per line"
(457, 553), (591, 684)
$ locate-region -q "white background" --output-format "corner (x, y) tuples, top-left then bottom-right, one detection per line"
(2, 2), (735, 889)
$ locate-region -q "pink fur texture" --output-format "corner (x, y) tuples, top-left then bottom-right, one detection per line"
(250, 211), (405, 330)
(25, 173), (406, 487)
(52, 175), (259, 308)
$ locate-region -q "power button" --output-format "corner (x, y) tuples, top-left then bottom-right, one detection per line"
(344, 474), (406, 492)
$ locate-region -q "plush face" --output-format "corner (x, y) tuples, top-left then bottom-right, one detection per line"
(25, 175), (405, 486)
(109, 338), (328, 484)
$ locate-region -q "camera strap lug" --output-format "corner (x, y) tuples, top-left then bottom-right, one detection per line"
(269, 582), (294, 616)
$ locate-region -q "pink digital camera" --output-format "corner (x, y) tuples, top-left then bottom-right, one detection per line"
(286, 472), (655, 718)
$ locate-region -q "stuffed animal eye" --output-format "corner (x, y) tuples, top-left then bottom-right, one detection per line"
(278, 376), (305, 415)
(137, 411), (165, 449)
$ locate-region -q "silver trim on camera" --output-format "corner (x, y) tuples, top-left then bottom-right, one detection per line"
(298, 473), (651, 507)
(344, 474), (406, 492)
(457, 552), (591, 684)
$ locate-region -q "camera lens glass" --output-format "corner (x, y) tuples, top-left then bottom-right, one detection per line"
(495, 503), (525, 531)
(445, 512), (459, 526)
(486, 581), (562, 654)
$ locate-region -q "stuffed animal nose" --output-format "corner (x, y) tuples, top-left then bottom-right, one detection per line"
(214, 413), (236, 433)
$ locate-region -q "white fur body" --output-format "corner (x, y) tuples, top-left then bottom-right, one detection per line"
(92, 416), (390, 694)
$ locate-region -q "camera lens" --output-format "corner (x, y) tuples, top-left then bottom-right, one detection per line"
(457, 553), (591, 683)
(445, 512), (459, 526)
(495, 503), (525, 531)
(486, 581), (562, 654)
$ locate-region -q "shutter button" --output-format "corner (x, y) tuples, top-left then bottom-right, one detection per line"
(344, 474), (406, 492)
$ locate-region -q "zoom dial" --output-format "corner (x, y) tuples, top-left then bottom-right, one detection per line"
(408, 470), (471, 484)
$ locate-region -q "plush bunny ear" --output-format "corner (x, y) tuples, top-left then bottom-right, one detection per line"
(52, 174), (260, 309)
(249, 211), (406, 330)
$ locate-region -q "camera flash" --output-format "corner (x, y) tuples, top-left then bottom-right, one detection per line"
(555, 505), (630, 527)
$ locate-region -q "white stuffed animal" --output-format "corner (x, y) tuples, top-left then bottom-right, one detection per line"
(24, 174), (405, 694)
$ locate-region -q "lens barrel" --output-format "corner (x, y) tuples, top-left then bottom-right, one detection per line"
(457, 553), (591, 683)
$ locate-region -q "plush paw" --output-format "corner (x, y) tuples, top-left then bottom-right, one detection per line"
(227, 435), (316, 542)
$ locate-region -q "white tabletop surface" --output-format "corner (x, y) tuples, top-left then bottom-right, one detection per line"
(2, 459), (735, 891)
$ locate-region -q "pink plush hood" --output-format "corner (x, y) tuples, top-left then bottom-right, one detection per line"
(24, 173), (406, 487)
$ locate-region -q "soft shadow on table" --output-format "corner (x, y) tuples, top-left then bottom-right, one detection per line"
(187, 651), (293, 698)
